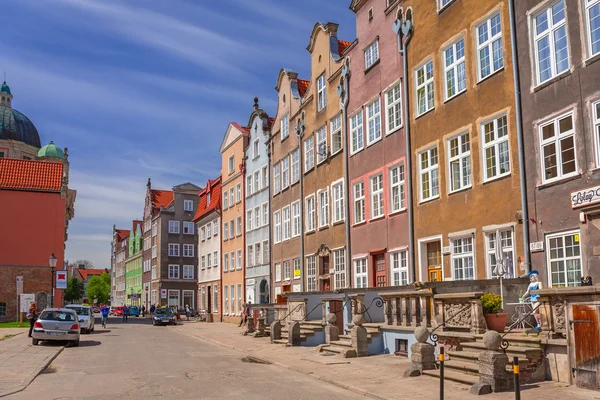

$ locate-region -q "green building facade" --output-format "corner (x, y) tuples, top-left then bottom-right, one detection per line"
(125, 223), (143, 306)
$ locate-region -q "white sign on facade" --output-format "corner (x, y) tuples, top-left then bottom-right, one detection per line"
(16, 276), (23, 295)
(571, 185), (600, 208)
(20, 294), (35, 312)
(292, 284), (301, 292)
(160, 289), (167, 299)
(442, 246), (452, 255)
(530, 241), (544, 252)
(55, 270), (68, 289)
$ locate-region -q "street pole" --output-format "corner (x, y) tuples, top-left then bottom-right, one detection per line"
(513, 356), (521, 400)
(50, 267), (55, 307)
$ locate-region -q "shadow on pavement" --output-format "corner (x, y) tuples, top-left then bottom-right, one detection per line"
(78, 340), (101, 347)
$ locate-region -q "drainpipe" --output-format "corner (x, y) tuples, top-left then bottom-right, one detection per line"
(338, 59), (352, 288)
(508, 0), (531, 274)
(267, 131), (273, 301)
(394, 18), (416, 282)
(296, 113), (306, 293)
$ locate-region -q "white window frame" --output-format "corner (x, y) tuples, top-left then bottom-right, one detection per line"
(246, 175), (253, 197)
(304, 136), (315, 172)
(585, 0), (600, 58)
(168, 243), (180, 257)
(274, 210), (282, 243)
(237, 250), (242, 270)
(533, 0), (569, 85)
(223, 253), (228, 272)
(254, 206), (260, 229)
(385, 83), (402, 135)
(281, 114), (290, 140)
(293, 258), (301, 280)
(184, 200), (194, 212)
(317, 73), (326, 111)
(207, 253), (212, 267)
(389, 163), (406, 213)
(254, 170), (260, 193)
(451, 236), (475, 281)
(168, 264), (180, 279)
(207, 223), (212, 239)
(263, 239), (269, 265)
(354, 258), (368, 288)
(330, 114), (343, 154)
(247, 245), (254, 267)
(255, 242), (261, 265)
(419, 147), (439, 202)
(236, 184), (241, 203)
(230, 251), (236, 271)
(168, 220), (180, 234)
(247, 210), (253, 232)
(481, 114), (510, 182)
(370, 174), (384, 219)
(447, 132), (472, 193)
(236, 216), (242, 236)
(283, 260), (291, 281)
(183, 221), (194, 235)
(545, 230), (583, 288)
(228, 155), (235, 174)
(275, 263), (282, 282)
(316, 125), (327, 164)
(443, 38), (466, 100)
(485, 229), (516, 279)
(366, 97), (382, 146)
(253, 138), (260, 159)
(353, 181), (366, 224)
(291, 148), (300, 184)
(183, 244), (194, 257)
(365, 39), (379, 69)
(439, 0), (454, 11)
(331, 180), (345, 223)
(305, 194), (316, 232)
(281, 156), (290, 189)
(539, 112), (577, 184)
(318, 188), (330, 228)
(306, 255), (316, 292)
(202, 255), (206, 270)
(476, 12), (504, 81)
(273, 162), (280, 194)
(390, 250), (409, 286)
(262, 203), (268, 227)
(168, 290), (180, 308)
(183, 265), (194, 279)
(223, 192), (229, 210)
(223, 285), (229, 315)
(292, 200), (301, 238)
(594, 101), (600, 167)
(223, 222), (229, 240)
(350, 110), (364, 155)
(282, 206), (291, 241)
(201, 227), (205, 241)
(213, 220), (218, 236)
(333, 248), (346, 290)
(415, 60), (434, 116)
(262, 165), (269, 189)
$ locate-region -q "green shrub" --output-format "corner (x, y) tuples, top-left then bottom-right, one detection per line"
(481, 292), (503, 314)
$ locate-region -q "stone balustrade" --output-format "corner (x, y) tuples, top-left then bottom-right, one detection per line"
(380, 289), (433, 328)
(433, 292), (487, 334)
(287, 298), (307, 322)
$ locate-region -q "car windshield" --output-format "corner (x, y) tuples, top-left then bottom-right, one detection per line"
(155, 308), (174, 315)
(67, 307), (90, 316)
(40, 311), (76, 322)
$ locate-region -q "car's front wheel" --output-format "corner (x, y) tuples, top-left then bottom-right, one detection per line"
(32, 338), (39, 346)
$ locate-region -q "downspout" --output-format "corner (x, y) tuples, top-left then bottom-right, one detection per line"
(297, 113), (305, 292)
(508, 0), (531, 274)
(216, 204), (223, 322)
(339, 59), (352, 288)
(395, 18), (416, 282)
(267, 132), (273, 301)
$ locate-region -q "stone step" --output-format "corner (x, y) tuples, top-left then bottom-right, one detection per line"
(317, 344), (357, 358)
(422, 368), (479, 386)
(460, 342), (542, 359)
(474, 333), (542, 348)
(272, 339), (287, 345)
(329, 339), (353, 348)
(339, 334), (373, 344)
(448, 350), (530, 369)
(444, 359), (480, 376)
(301, 320), (325, 327)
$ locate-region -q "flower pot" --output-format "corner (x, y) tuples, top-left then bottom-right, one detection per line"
(484, 312), (508, 333)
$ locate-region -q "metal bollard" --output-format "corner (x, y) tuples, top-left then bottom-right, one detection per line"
(513, 356), (520, 400)
(439, 346), (445, 400)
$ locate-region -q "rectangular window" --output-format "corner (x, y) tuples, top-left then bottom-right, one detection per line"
(201, 227), (205, 241)
(444, 38), (466, 99)
(540, 112), (576, 183)
(247, 245), (254, 267)
(281, 114), (289, 140)
(350, 111), (364, 154)
(305, 194), (316, 232)
(594, 102), (600, 167)
(183, 265), (194, 279)
(586, 0), (600, 57)
(318, 189), (330, 227)
(213, 220), (218, 236)
(482, 115), (510, 181)
(371, 174), (384, 219)
(365, 40), (379, 69)
(207, 253), (212, 267)
(247, 210), (253, 232)
(272, 162), (280, 194)
(253, 138), (260, 159)
(486, 229), (515, 278)
(168, 220), (180, 234)
(151, 265), (156, 279)
(448, 133), (472, 192)
(228, 155), (235, 174)
(317, 73), (326, 111)
(534, 1), (569, 84)
(237, 216), (242, 236)
(291, 149), (300, 184)
(390, 251), (409, 286)
(283, 206), (291, 241)
(316, 125), (327, 164)
(416, 61), (434, 116)
(237, 250), (242, 270)
(332, 181), (344, 223)
(224, 285), (229, 315)
(330, 115), (342, 154)
(224, 222), (228, 240)
(385, 84), (402, 134)
(254, 206), (260, 229)
(334, 248), (346, 289)
(281, 156), (290, 189)
(284, 260), (291, 280)
(306, 256), (316, 291)
(207, 223), (212, 238)
(152, 222), (157, 237)
(390, 164), (406, 213)
(223, 192), (229, 209)
(231, 251), (236, 270)
(168, 290), (180, 308)
(452, 237), (475, 280)
(274, 210), (282, 243)
(477, 13), (504, 80)
(263, 239), (269, 264)
(262, 204), (268, 227)
(255, 242), (261, 265)
(168, 243), (180, 257)
(183, 244), (194, 257)
(237, 284), (242, 315)
(184, 200), (194, 212)
(223, 254), (228, 272)
(231, 286), (236, 315)
(366, 98), (382, 145)
(168, 264), (180, 279)
(354, 258), (368, 288)
(439, 0), (453, 10)
(353, 181), (365, 224)
(213, 285), (218, 313)
(236, 184), (241, 203)
(254, 171), (260, 193)
(547, 230), (582, 287)
(305, 136), (315, 171)
(419, 147), (439, 202)
(246, 176), (253, 197)
(183, 221), (194, 234)
(152, 245), (157, 259)
(275, 263), (282, 282)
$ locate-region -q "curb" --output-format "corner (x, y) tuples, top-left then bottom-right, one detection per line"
(0, 331), (23, 341)
(0, 346), (64, 398)
(175, 328), (390, 400)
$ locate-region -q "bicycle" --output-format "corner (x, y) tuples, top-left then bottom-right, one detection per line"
(191, 309), (206, 322)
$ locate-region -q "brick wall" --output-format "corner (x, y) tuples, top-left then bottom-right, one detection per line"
(0, 266), (53, 322)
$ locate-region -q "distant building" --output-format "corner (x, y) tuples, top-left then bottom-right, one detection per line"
(0, 80), (40, 159)
(112, 227), (129, 306)
(125, 221), (143, 306)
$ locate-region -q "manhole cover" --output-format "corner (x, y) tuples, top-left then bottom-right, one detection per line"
(241, 356), (271, 365)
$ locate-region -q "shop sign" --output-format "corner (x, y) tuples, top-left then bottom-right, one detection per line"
(442, 246), (451, 255)
(293, 269), (301, 278)
(530, 241), (544, 252)
(56, 271), (67, 289)
(160, 289), (167, 299)
(246, 279), (256, 285)
(571, 185), (600, 208)
(292, 284), (301, 292)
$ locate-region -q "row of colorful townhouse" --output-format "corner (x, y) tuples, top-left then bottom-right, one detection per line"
(112, 0), (600, 321)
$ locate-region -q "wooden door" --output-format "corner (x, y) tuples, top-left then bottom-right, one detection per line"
(375, 255), (386, 287)
(207, 286), (212, 313)
(322, 256), (330, 275)
(572, 305), (600, 390)
(329, 300), (344, 333)
(427, 242), (442, 282)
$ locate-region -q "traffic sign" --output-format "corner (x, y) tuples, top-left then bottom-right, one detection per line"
(56, 270), (68, 289)
(160, 289), (167, 299)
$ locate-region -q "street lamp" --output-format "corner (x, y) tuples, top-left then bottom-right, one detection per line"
(49, 253), (57, 307)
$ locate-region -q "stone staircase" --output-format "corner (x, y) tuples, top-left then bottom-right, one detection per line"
(272, 320), (324, 345)
(316, 323), (381, 358)
(422, 332), (546, 386)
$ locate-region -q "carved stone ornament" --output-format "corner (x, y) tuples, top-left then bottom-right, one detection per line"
(552, 300), (566, 332)
(444, 302), (471, 328)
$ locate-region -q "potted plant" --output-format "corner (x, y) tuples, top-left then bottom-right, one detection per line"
(481, 292), (508, 333)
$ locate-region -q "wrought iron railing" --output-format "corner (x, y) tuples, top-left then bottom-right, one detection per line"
(499, 301), (542, 351)
(429, 304), (472, 347)
(340, 296), (384, 323)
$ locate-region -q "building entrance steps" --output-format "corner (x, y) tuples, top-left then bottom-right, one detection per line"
(272, 320), (324, 346)
(317, 325), (380, 358)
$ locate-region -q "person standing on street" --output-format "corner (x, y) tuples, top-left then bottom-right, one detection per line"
(27, 302), (39, 338)
(185, 305), (191, 321)
(141, 305), (146, 317)
(122, 305), (129, 322)
(150, 304), (155, 315)
(100, 305), (110, 328)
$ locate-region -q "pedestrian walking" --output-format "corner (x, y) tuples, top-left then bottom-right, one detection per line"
(27, 302), (39, 338)
(122, 305), (129, 322)
(141, 305), (146, 317)
(238, 299), (251, 327)
(100, 305), (109, 328)
(150, 304), (155, 315)
(185, 305), (191, 321)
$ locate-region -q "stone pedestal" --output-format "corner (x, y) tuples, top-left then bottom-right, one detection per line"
(288, 321), (301, 346)
(246, 315), (255, 334)
(350, 314), (368, 357)
(257, 317), (265, 335)
(206, 314), (214, 323)
(270, 320), (281, 342)
(404, 326), (436, 377)
(325, 312), (339, 343)
(471, 331), (512, 395)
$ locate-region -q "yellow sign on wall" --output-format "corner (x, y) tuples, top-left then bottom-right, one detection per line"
(294, 269), (301, 278)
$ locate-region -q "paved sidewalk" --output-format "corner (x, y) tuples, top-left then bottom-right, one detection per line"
(175, 322), (599, 400)
(0, 329), (63, 398)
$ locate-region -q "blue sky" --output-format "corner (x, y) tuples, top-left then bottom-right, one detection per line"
(2, 0), (356, 268)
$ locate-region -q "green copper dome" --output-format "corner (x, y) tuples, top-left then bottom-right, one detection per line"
(37, 140), (64, 159)
(1, 81), (11, 95)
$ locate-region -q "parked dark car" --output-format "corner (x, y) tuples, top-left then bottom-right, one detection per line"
(152, 308), (177, 326)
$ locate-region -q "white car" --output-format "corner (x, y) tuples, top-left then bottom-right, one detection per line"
(65, 305), (95, 334)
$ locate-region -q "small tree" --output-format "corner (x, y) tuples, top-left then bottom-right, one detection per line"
(69, 259), (95, 269)
(63, 276), (84, 304)
(86, 272), (111, 305)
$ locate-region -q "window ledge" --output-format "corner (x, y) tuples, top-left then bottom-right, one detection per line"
(389, 209), (406, 217)
(533, 70), (571, 93)
(386, 125), (403, 137)
(330, 148), (343, 158)
(418, 196), (440, 205)
(281, 135), (290, 143)
(537, 173), (582, 190)
(482, 172), (511, 185)
(444, 88), (467, 104)
(369, 215), (385, 223)
(352, 221), (367, 228)
(364, 58), (381, 75)
(350, 147), (365, 157)
(584, 52), (600, 67)
(305, 230), (315, 236)
(318, 225), (330, 231)
(304, 167), (314, 176)
(366, 136), (383, 148)
(448, 185), (472, 196)
(415, 108), (435, 120)
(477, 66), (505, 85)
(333, 220), (345, 226)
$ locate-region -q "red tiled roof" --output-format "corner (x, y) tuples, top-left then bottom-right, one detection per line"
(116, 229), (130, 241)
(193, 176), (221, 222)
(338, 40), (352, 55)
(267, 117), (276, 129)
(151, 189), (173, 209)
(0, 159), (63, 192)
(79, 269), (108, 281)
(231, 122), (250, 134)
(297, 79), (310, 97)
